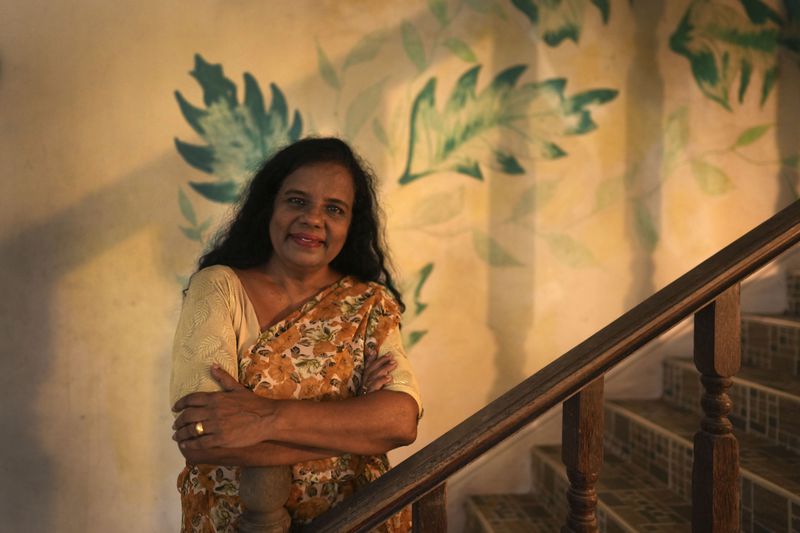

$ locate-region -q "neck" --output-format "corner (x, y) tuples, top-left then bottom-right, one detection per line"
(260, 259), (340, 294)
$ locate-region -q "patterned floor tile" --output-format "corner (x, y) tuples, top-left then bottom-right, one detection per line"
(465, 494), (561, 533)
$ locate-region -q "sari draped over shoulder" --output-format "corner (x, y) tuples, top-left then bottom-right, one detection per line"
(177, 276), (411, 533)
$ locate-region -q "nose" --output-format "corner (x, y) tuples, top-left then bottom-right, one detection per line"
(299, 205), (323, 227)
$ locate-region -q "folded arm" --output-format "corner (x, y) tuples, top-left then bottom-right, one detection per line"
(173, 365), (419, 465)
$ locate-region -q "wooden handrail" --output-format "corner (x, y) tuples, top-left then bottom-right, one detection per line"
(307, 200), (800, 532)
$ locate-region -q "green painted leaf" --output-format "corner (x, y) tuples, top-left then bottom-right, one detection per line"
(401, 21), (427, 72)
(453, 159), (483, 180)
(495, 151), (525, 174)
(175, 91), (208, 135)
(511, 0), (538, 23)
(511, 0), (608, 46)
(691, 160), (734, 195)
(316, 42), (341, 90)
(189, 180), (241, 204)
(633, 200), (658, 252)
(174, 55), (303, 186)
(344, 79), (386, 140)
(428, 0), (449, 26)
(669, 1), (784, 109)
(403, 330), (428, 349)
(372, 118), (390, 147)
(178, 188), (197, 225)
(288, 110), (303, 141)
(511, 179), (559, 220)
(190, 54), (237, 106)
(591, 0), (610, 23)
(465, 0), (506, 18)
(741, 0), (782, 25)
(408, 187), (465, 227)
(544, 233), (594, 267)
(197, 217), (212, 234)
(175, 139), (214, 174)
(563, 88), (618, 134)
(180, 226), (202, 241)
(593, 175), (624, 212)
(783, 154), (800, 168)
(398, 66), (616, 184)
(343, 32), (386, 70)
(662, 106), (689, 174)
(402, 262), (435, 318)
(443, 37), (477, 63)
(472, 230), (523, 266)
(733, 123), (771, 147)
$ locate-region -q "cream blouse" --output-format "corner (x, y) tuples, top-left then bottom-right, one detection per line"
(170, 265), (422, 413)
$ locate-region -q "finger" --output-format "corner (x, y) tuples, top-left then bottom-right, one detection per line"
(371, 374), (394, 391)
(173, 391), (213, 412)
(179, 433), (222, 450)
(210, 364), (243, 392)
(172, 407), (209, 430)
(173, 419), (213, 443)
(364, 357), (397, 382)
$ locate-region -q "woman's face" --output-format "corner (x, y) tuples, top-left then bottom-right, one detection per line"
(268, 162), (355, 276)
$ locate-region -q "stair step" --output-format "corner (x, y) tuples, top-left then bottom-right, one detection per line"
(606, 399), (800, 532)
(742, 313), (800, 377)
(464, 494), (561, 533)
(663, 357), (800, 452)
(531, 444), (692, 532)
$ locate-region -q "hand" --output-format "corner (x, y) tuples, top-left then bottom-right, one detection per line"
(360, 348), (397, 395)
(172, 365), (276, 450)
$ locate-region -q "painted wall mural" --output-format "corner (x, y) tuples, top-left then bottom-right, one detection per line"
(173, 0), (799, 370)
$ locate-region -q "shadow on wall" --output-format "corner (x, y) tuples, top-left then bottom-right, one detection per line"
(624, 0), (666, 310)
(0, 154), (186, 530)
(776, 42), (800, 228)
(487, 22), (538, 401)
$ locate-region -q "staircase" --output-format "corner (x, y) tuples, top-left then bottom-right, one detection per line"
(465, 272), (800, 533)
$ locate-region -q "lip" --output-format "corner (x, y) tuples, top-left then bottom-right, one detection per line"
(289, 232), (325, 248)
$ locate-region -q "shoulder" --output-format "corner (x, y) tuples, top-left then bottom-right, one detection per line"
(342, 277), (397, 302)
(362, 279), (403, 316)
(186, 265), (239, 298)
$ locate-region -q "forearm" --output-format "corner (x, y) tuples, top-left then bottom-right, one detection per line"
(181, 440), (339, 467)
(264, 390), (419, 455)
(174, 376), (420, 455)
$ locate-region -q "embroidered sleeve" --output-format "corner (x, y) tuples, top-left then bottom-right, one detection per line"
(380, 326), (423, 416)
(169, 268), (240, 408)
(367, 285), (423, 415)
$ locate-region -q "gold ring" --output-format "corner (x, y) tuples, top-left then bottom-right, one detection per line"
(195, 421), (205, 436)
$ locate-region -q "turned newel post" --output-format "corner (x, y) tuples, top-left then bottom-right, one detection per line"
(238, 465), (292, 533)
(561, 377), (604, 533)
(692, 284), (741, 532)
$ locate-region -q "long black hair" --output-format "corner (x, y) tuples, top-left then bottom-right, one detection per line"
(197, 137), (404, 310)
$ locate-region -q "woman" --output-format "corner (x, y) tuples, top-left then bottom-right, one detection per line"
(170, 137), (421, 532)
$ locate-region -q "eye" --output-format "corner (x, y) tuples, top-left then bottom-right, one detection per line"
(287, 197), (306, 207)
(326, 204), (346, 216)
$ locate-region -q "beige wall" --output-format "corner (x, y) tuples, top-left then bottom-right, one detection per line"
(1, 0), (797, 530)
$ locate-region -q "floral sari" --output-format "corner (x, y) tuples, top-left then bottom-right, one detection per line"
(177, 276), (411, 532)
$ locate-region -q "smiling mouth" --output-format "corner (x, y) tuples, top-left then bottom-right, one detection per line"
(290, 233), (325, 248)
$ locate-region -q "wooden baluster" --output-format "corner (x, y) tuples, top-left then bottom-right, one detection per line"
(692, 284), (741, 532)
(561, 377), (604, 533)
(238, 465), (292, 533)
(412, 482), (447, 532)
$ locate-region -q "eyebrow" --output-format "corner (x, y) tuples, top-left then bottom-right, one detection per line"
(282, 189), (351, 208)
